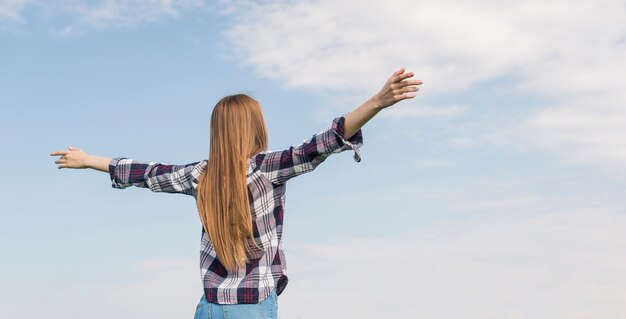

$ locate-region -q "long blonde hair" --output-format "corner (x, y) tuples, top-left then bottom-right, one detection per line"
(196, 94), (269, 271)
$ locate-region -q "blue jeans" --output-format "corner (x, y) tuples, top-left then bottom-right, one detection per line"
(193, 290), (278, 319)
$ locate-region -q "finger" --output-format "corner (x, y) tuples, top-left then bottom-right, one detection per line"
(389, 68), (406, 82)
(391, 80), (422, 89)
(397, 71), (414, 81)
(398, 93), (417, 99)
(50, 151), (69, 156)
(391, 71), (414, 83)
(397, 79), (423, 87)
(393, 67), (406, 76)
(395, 86), (420, 94)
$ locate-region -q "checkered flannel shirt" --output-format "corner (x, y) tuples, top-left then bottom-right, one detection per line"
(108, 114), (363, 304)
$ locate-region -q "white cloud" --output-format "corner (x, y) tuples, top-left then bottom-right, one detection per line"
(0, 256), (202, 319)
(89, 257), (201, 319)
(224, 0), (540, 93)
(380, 104), (469, 119)
(1, 0), (208, 31)
(411, 158), (457, 169)
(4, 1), (625, 169)
(19, 197), (624, 319)
(524, 97), (626, 169)
(69, 0), (206, 28)
(222, 0), (626, 170)
(6, 176), (622, 319)
(0, 0), (32, 23)
(280, 205), (626, 319)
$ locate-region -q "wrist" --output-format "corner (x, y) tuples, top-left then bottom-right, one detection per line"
(84, 154), (95, 169)
(368, 95), (385, 112)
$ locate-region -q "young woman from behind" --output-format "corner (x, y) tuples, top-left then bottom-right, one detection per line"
(50, 68), (422, 319)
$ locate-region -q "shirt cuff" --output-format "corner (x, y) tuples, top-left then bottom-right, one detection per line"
(331, 114), (363, 163)
(108, 157), (126, 189)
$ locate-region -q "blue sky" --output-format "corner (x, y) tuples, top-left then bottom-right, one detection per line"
(2, 1), (626, 318)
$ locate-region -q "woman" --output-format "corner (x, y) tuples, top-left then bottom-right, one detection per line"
(50, 68), (422, 319)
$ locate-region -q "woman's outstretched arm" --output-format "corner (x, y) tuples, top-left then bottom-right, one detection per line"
(257, 67), (422, 185)
(50, 146), (111, 172)
(343, 67), (422, 139)
(51, 147), (200, 195)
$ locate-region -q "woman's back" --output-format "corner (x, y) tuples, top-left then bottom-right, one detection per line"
(107, 114), (363, 304)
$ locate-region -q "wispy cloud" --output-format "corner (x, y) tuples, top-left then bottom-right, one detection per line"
(16, 195), (623, 319)
(91, 257), (200, 318)
(70, 0), (206, 29)
(280, 205), (626, 318)
(222, 0), (626, 171)
(380, 104), (469, 119)
(0, 0), (32, 23)
(410, 158), (458, 170)
(1, 0), (208, 32)
(523, 97), (626, 170)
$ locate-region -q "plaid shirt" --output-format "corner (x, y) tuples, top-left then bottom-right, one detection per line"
(108, 114), (363, 304)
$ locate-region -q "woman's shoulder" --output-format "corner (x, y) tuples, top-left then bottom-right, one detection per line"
(248, 151), (279, 177)
(248, 152), (267, 172)
(190, 160), (208, 178)
(192, 159), (208, 169)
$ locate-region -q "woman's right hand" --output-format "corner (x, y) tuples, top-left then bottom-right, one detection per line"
(373, 67), (422, 109)
(50, 146), (90, 169)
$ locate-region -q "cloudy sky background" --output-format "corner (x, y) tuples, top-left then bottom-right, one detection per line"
(1, 0), (625, 318)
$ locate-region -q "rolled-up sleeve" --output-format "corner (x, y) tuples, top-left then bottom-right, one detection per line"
(257, 114), (363, 185)
(108, 158), (200, 196)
